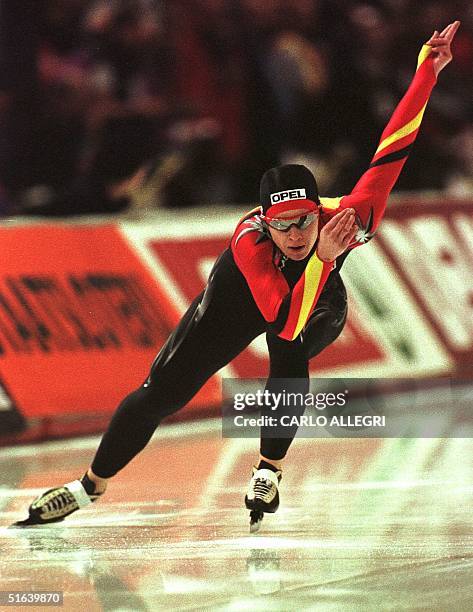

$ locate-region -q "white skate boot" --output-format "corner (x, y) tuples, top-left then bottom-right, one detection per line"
(11, 474), (103, 527)
(245, 466), (282, 533)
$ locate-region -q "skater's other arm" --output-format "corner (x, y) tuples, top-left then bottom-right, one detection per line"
(323, 21), (460, 245)
(231, 221), (331, 340)
(231, 210), (355, 340)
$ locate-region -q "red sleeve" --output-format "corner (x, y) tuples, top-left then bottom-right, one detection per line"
(231, 217), (334, 341)
(323, 45), (438, 244)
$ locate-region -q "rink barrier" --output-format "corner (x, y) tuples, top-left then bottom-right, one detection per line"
(0, 377), (24, 435)
(0, 198), (471, 443)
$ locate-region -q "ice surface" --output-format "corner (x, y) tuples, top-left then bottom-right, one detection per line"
(1, 420), (473, 610)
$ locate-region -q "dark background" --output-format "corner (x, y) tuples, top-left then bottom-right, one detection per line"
(0, 0), (471, 216)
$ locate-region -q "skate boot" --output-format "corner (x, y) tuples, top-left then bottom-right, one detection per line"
(245, 466), (282, 533)
(11, 474), (104, 527)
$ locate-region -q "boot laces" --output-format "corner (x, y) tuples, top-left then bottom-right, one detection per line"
(45, 489), (75, 514)
(33, 487), (78, 519)
(253, 478), (276, 504)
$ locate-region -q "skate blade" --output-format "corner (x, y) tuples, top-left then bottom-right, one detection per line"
(9, 516), (65, 528)
(249, 510), (264, 533)
(9, 518), (40, 528)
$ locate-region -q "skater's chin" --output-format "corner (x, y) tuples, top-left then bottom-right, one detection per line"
(285, 245), (309, 260)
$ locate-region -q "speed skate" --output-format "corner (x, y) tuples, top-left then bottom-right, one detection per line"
(245, 466), (282, 533)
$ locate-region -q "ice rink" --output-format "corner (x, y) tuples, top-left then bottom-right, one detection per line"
(1, 419), (473, 611)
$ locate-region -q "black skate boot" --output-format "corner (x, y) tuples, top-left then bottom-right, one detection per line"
(11, 474), (103, 527)
(245, 466), (282, 533)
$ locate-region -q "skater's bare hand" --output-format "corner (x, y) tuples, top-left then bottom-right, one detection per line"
(317, 208), (357, 263)
(426, 21), (460, 77)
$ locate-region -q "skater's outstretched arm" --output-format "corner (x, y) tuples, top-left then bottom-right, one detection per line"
(321, 21), (460, 244)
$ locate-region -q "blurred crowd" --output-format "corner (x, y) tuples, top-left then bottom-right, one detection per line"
(0, 0), (472, 217)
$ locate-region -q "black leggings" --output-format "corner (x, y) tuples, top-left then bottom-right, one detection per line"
(91, 250), (347, 477)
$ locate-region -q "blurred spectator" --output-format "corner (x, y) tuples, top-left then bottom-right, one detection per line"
(446, 125), (473, 197)
(0, 0), (471, 217)
(0, 0), (44, 212)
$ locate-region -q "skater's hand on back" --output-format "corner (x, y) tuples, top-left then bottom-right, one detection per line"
(317, 208), (357, 263)
(426, 21), (460, 77)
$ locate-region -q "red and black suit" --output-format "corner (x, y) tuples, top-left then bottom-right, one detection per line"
(91, 46), (438, 476)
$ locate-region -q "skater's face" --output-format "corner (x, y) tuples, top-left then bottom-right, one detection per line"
(267, 208), (319, 261)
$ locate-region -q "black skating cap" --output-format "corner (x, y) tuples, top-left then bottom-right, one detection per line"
(260, 164), (319, 215)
